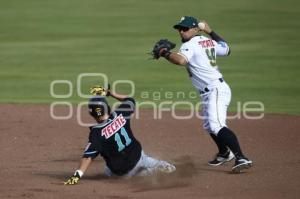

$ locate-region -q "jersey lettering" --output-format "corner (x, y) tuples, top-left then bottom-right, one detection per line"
(179, 36), (223, 90)
(198, 39), (215, 48)
(101, 114), (126, 139)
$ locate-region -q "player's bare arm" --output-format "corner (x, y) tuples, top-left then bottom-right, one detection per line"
(200, 21), (212, 34)
(201, 21), (225, 42)
(167, 52), (188, 66)
(64, 157), (92, 185)
(90, 84), (129, 101)
(151, 39), (187, 66)
(78, 157), (93, 174)
(201, 21), (230, 56)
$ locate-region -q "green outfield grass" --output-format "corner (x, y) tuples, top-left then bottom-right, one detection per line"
(0, 0), (299, 114)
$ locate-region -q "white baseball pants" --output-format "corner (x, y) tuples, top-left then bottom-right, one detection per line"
(201, 81), (231, 135)
(104, 151), (176, 177)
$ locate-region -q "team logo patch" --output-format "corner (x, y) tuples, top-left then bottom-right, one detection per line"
(101, 114), (126, 139)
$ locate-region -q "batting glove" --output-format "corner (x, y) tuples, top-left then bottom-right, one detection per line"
(64, 171), (81, 185)
(90, 84), (110, 96)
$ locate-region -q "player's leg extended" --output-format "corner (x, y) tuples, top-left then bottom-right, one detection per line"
(203, 86), (234, 166)
(214, 82), (243, 157)
(123, 151), (175, 177)
(205, 83), (231, 134)
(202, 93), (231, 165)
(143, 152), (176, 174)
(214, 83), (252, 172)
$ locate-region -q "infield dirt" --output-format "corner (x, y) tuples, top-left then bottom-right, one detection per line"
(0, 104), (299, 199)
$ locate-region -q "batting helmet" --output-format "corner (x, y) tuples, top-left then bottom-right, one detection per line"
(88, 96), (111, 118)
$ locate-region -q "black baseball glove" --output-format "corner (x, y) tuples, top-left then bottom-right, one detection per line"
(151, 39), (176, 59)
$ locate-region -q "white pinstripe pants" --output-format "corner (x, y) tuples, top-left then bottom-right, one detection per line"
(201, 81), (231, 135)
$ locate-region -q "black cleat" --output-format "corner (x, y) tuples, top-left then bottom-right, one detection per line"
(208, 150), (235, 166)
(232, 158), (253, 173)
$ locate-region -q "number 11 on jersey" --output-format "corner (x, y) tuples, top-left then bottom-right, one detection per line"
(114, 127), (132, 152)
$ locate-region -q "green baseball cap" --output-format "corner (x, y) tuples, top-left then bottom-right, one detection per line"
(173, 16), (199, 29)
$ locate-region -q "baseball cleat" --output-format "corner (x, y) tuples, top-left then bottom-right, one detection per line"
(232, 158), (253, 173)
(208, 150), (235, 166)
(158, 162), (176, 173)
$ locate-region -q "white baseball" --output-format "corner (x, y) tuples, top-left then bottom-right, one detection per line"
(198, 22), (206, 30)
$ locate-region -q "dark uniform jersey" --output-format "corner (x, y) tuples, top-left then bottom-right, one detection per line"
(83, 98), (142, 175)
